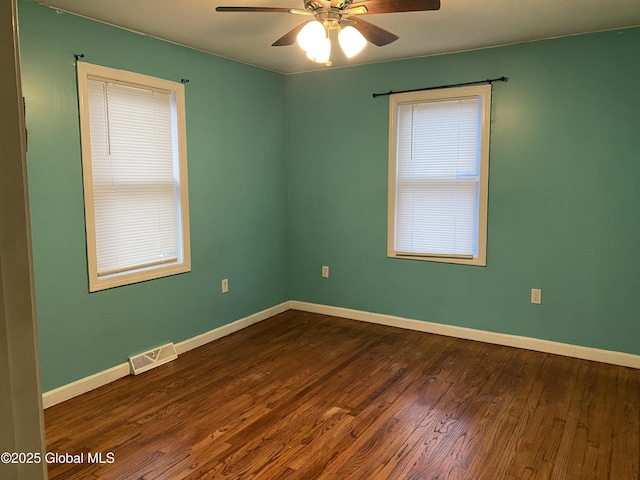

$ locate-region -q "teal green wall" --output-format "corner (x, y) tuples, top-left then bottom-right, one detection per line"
(286, 29), (640, 355)
(18, 1), (289, 391)
(18, 0), (640, 392)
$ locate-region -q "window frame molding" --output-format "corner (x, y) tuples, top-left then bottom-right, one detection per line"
(387, 84), (492, 266)
(77, 62), (191, 292)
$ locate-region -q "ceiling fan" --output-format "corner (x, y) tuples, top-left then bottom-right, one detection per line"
(216, 0), (441, 65)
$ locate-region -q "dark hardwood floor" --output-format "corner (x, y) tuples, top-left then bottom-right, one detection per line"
(44, 310), (640, 479)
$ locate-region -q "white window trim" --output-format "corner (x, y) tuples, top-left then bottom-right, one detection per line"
(387, 84), (492, 266)
(77, 62), (191, 291)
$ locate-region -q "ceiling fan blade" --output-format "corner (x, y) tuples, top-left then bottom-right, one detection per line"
(272, 22), (307, 46)
(349, 0), (440, 14)
(349, 17), (398, 46)
(345, 5), (368, 13)
(215, 6), (309, 14)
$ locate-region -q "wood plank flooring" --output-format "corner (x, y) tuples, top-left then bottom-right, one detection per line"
(44, 310), (640, 479)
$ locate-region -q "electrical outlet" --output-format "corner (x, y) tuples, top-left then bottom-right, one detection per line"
(531, 288), (541, 304)
(221, 278), (229, 293)
(322, 265), (329, 278)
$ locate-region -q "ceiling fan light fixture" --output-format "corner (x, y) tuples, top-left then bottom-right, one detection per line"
(338, 25), (367, 58)
(218, 0), (438, 66)
(296, 20), (326, 53)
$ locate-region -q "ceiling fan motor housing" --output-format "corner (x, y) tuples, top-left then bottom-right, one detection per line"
(317, 11), (343, 30)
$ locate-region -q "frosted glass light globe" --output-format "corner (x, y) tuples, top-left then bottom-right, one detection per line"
(297, 21), (326, 53)
(338, 25), (367, 58)
(305, 37), (331, 64)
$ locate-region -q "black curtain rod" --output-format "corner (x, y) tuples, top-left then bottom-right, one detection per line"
(73, 54), (190, 84)
(372, 76), (507, 98)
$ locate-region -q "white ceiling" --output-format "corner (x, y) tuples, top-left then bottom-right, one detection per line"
(35, 0), (640, 74)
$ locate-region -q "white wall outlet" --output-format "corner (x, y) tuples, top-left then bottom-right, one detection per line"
(221, 278), (229, 293)
(322, 265), (329, 278)
(531, 288), (541, 304)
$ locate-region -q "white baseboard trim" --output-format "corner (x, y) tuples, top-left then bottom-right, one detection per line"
(174, 301), (291, 355)
(291, 301), (640, 370)
(42, 301), (292, 409)
(42, 299), (639, 409)
(42, 363), (130, 409)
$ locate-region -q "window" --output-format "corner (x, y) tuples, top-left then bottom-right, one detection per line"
(388, 84), (491, 266)
(77, 62), (190, 292)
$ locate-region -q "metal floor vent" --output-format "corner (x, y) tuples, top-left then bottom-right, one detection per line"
(129, 342), (178, 375)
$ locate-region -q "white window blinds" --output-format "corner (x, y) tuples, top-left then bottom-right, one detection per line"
(86, 79), (181, 277)
(388, 84), (491, 266)
(394, 96), (482, 257)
